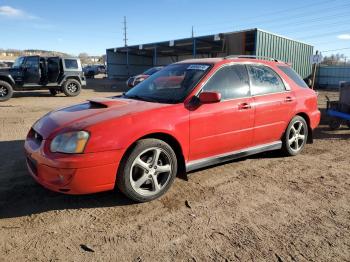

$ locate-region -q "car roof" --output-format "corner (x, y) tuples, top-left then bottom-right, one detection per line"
(177, 58), (224, 64)
(177, 57), (289, 67)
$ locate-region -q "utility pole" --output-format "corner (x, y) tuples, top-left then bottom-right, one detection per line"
(192, 26), (196, 58)
(123, 16), (129, 76)
(123, 16), (128, 47)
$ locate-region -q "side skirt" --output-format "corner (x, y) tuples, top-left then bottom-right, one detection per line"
(186, 141), (282, 172)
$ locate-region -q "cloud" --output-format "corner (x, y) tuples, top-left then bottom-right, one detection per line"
(337, 34), (350, 40)
(0, 6), (38, 19)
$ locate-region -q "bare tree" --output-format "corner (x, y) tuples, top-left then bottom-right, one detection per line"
(78, 53), (90, 64)
(322, 53), (348, 65)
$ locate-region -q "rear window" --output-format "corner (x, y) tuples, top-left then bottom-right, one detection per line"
(278, 66), (308, 88)
(64, 59), (78, 69)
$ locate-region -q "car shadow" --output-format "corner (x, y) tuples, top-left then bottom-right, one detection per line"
(313, 126), (350, 140)
(0, 140), (134, 219)
(12, 91), (60, 98)
(2, 125), (347, 219)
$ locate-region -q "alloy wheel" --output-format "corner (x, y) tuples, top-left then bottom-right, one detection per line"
(67, 83), (78, 93)
(0, 86), (8, 97)
(129, 147), (173, 197)
(288, 120), (306, 152)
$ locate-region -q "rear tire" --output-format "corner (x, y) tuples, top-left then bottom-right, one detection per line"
(117, 138), (178, 202)
(62, 79), (81, 97)
(282, 116), (308, 156)
(329, 118), (341, 130)
(0, 80), (13, 102)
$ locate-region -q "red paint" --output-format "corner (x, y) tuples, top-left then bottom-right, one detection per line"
(25, 58), (321, 194)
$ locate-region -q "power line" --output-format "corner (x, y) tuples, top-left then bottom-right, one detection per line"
(100, 2), (350, 49)
(196, 11), (350, 36)
(322, 47), (350, 52)
(276, 18), (350, 34)
(194, 0), (347, 31)
(296, 29), (350, 40)
(195, 0), (336, 28)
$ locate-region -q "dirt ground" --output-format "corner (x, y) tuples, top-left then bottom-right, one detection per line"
(0, 80), (349, 262)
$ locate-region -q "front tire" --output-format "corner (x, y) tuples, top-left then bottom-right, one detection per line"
(282, 116), (308, 156)
(0, 80), (13, 102)
(117, 139), (178, 202)
(62, 79), (81, 97)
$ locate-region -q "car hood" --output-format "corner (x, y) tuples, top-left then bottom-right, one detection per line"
(33, 97), (169, 139)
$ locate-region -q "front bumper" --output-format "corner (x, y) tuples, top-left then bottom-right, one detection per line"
(81, 78), (87, 87)
(24, 134), (123, 194)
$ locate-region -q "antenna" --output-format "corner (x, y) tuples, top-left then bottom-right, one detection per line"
(123, 16), (128, 47)
(191, 25), (194, 38)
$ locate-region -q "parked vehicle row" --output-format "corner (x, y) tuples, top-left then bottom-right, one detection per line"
(25, 56), (320, 202)
(83, 64), (106, 78)
(126, 66), (163, 87)
(0, 56), (86, 101)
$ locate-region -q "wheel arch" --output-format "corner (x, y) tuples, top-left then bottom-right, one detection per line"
(0, 75), (15, 87)
(118, 132), (186, 178)
(60, 75), (81, 85)
(295, 112), (313, 143)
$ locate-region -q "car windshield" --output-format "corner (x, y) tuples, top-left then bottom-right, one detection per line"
(124, 63), (212, 103)
(143, 67), (161, 75)
(12, 57), (25, 68)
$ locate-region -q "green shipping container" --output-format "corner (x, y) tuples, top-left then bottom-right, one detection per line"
(255, 29), (314, 79)
(107, 28), (314, 78)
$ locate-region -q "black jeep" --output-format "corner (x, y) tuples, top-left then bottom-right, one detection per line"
(0, 56), (86, 102)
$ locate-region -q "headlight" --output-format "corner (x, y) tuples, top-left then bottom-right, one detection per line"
(50, 131), (89, 154)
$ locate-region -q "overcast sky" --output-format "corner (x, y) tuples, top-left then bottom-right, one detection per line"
(0, 0), (349, 57)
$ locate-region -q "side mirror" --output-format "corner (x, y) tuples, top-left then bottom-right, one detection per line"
(198, 91), (221, 104)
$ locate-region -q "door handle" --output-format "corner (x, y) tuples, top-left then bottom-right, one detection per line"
(284, 96), (293, 102)
(238, 102), (251, 110)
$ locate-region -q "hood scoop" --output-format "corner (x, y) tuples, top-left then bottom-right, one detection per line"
(87, 98), (129, 108)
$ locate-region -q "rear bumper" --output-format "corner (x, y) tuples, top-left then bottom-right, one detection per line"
(24, 138), (123, 194)
(310, 109), (321, 129)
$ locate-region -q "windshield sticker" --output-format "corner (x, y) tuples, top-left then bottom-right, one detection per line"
(187, 64), (209, 71)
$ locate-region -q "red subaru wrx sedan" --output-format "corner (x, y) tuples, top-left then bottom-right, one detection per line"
(25, 57), (321, 202)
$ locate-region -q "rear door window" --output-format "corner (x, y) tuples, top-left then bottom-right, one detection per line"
(247, 65), (286, 96)
(64, 59), (78, 69)
(278, 66), (308, 88)
(203, 64), (250, 100)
